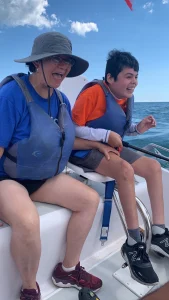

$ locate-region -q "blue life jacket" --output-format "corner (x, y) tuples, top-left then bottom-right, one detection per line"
(72, 80), (134, 158)
(0, 74), (75, 180)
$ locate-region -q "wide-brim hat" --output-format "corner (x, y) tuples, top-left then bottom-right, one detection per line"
(14, 32), (89, 77)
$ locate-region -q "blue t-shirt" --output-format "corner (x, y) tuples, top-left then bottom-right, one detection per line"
(0, 74), (72, 177)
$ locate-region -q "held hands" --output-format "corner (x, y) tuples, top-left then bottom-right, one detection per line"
(137, 115), (156, 134)
(107, 131), (123, 148)
(97, 131), (123, 160)
(97, 143), (120, 160)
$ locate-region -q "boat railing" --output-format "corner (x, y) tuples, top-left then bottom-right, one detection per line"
(143, 143), (169, 158)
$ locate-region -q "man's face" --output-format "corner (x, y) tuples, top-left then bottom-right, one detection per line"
(107, 67), (138, 99)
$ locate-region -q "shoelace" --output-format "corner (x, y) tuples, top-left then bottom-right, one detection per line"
(68, 266), (94, 289)
(78, 266), (91, 282)
(133, 242), (150, 263)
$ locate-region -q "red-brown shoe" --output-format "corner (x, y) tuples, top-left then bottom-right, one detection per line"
(52, 262), (102, 292)
(20, 282), (41, 300)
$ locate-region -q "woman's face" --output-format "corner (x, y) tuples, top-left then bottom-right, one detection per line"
(37, 55), (74, 88)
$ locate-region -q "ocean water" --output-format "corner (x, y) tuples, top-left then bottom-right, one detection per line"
(125, 102), (169, 169)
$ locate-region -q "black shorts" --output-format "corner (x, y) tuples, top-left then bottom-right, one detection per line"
(69, 147), (143, 172)
(0, 177), (46, 195)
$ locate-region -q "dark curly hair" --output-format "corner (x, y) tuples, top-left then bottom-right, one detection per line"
(105, 50), (139, 83)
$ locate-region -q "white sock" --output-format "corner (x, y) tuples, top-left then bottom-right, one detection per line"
(152, 225), (165, 235)
(62, 264), (76, 272)
(127, 236), (138, 246)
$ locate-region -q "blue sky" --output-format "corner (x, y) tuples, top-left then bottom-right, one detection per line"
(0, 0), (169, 102)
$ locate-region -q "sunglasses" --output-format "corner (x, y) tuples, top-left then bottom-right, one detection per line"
(49, 56), (75, 66)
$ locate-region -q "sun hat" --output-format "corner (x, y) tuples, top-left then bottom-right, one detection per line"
(14, 32), (89, 77)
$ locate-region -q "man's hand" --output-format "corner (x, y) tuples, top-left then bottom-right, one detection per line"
(107, 131), (123, 148)
(137, 115), (156, 134)
(97, 143), (120, 160)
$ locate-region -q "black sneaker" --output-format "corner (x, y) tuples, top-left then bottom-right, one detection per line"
(151, 228), (169, 258)
(121, 241), (159, 286)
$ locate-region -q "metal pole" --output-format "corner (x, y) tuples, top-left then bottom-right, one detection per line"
(135, 196), (152, 253)
(113, 190), (152, 252)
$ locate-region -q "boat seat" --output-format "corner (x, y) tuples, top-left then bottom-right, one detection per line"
(67, 162), (113, 183)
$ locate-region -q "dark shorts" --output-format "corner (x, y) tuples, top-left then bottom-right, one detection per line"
(69, 147), (143, 172)
(0, 178), (46, 195)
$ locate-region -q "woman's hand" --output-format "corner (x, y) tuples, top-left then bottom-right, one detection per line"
(107, 131), (123, 148)
(97, 143), (120, 160)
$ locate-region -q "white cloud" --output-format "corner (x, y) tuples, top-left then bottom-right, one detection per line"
(162, 0), (169, 4)
(70, 21), (98, 36)
(0, 0), (60, 28)
(143, 2), (153, 9)
(143, 2), (154, 13)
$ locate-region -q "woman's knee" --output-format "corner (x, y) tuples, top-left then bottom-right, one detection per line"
(0, 180), (40, 234)
(81, 187), (100, 212)
(0, 179), (28, 200)
(12, 199), (40, 229)
(12, 209), (40, 241)
(89, 189), (100, 207)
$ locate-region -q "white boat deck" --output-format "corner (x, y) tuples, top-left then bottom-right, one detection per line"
(1, 169), (169, 300)
(50, 250), (169, 300)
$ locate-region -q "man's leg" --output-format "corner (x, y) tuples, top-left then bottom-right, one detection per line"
(95, 152), (158, 285)
(30, 173), (102, 291)
(95, 153), (139, 230)
(0, 180), (41, 290)
(132, 156), (169, 257)
(132, 156), (164, 225)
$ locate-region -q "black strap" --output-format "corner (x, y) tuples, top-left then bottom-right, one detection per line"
(4, 150), (17, 163)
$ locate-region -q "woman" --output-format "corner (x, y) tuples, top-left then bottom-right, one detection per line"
(0, 32), (104, 300)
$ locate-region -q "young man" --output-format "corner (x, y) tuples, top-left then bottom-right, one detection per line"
(70, 50), (169, 286)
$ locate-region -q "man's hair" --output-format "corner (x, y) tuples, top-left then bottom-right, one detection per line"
(105, 50), (139, 83)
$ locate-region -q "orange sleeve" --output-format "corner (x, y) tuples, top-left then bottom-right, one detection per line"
(72, 84), (106, 126)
